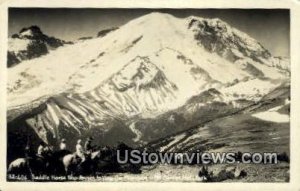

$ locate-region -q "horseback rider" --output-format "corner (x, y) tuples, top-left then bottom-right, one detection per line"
(58, 138), (70, 157)
(37, 141), (50, 159)
(75, 139), (85, 162)
(84, 137), (94, 154)
(24, 143), (31, 159)
(60, 138), (67, 151)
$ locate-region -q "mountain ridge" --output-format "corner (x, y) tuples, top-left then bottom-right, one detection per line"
(7, 12), (290, 151)
(8, 25), (73, 67)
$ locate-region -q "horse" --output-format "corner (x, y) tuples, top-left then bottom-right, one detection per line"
(7, 149), (71, 181)
(62, 150), (101, 180)
(51, 150), (72, 176)
(7, 158), (32, 180)
(8, 150), (54, 180)
(96, 144), (141, 174)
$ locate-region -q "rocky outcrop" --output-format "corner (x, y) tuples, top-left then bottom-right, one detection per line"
(8, 26), (72, 67)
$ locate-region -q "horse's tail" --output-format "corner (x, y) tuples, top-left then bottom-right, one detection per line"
(7, 163), (13, 173)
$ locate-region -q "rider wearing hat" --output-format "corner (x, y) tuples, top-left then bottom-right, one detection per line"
(60, 138), (67, 151)
(37, 141), (50, 159)
(76, 139), (85, 162)
(84, 137), (94, 155)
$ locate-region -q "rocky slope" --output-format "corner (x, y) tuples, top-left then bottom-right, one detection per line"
(146, 83), (290, 154)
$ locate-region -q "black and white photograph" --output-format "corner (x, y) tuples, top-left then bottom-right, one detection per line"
(6, 7), (291, 183)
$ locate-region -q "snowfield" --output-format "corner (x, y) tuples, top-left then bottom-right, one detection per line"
(8, 38), (31, 52)
(7, 12), (290, 146)
(8, 13), (288, 110)
(252, 111), (289, 123)
(252, 99), (290, 123)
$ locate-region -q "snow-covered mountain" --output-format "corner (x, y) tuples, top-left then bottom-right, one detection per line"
(7, 26), (72, 67)
(7, 12), (289, 151)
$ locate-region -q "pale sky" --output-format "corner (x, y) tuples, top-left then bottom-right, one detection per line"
(9, 8), (290, 57)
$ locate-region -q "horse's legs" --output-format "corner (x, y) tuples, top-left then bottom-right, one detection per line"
(75, 165), (81, 181)
(65, 167), (69, 181)
(93, 170), (97, 179)
(92, 164), (97, 179)
(25, 161), (33, 181)
(45, 163), (52, 181)
(26, 170), (32, 181)
(48, 172), (52, 181)
(92, 168), (97, 179)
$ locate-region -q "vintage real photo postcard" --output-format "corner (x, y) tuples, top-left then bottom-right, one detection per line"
(1, 0), (300, 190)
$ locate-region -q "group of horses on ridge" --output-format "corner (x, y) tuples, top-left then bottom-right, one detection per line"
(7, 143), (141, 181)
